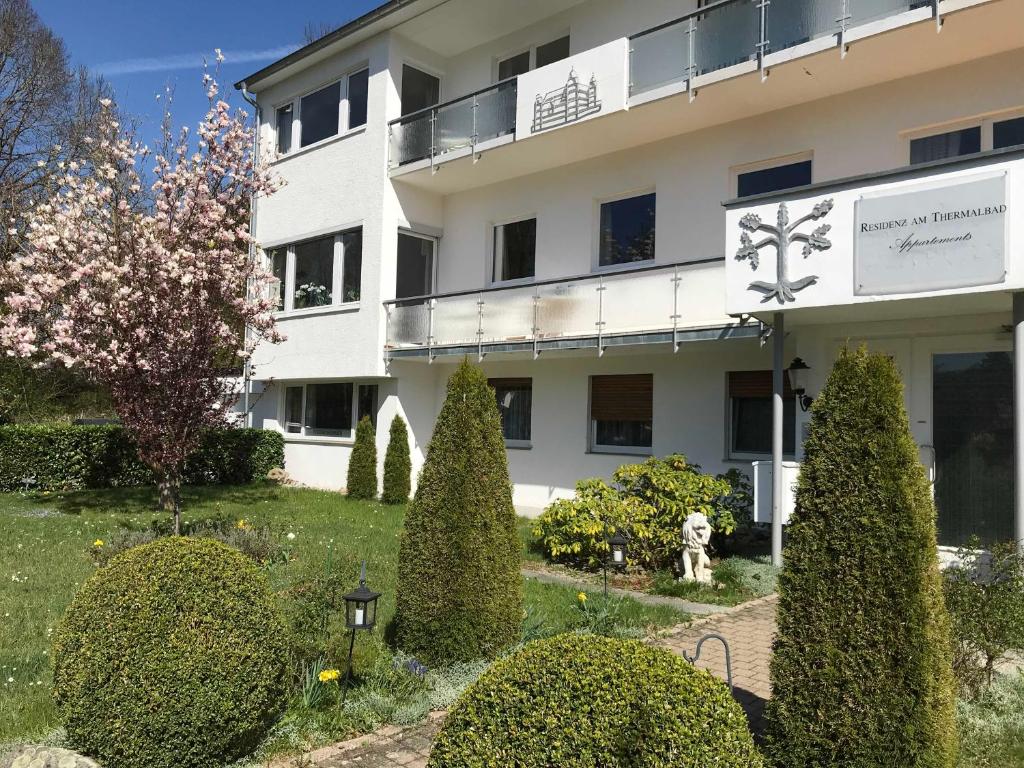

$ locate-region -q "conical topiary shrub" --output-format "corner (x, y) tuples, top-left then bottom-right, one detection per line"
(382, 415), (412, 504)
(394, 360), (522, 664)
(764, 347), (957, 767)
(346, 415), (377, 500)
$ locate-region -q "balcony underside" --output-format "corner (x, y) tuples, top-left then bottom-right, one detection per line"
(390, 0), (1023, 195)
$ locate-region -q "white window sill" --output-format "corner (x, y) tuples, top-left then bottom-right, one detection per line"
(271, 125), (367, 165)
(588, 445), (653, 457)
(504, 440), (532, 450)
(726, 452), (799, 463)
(284, 434), (355, 447)
(489, 276), (536, 289)
(591, 259), (657, 275)
(275, 302), (361, 319)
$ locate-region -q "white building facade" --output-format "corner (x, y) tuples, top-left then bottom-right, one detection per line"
(237, 0), (1024, 557)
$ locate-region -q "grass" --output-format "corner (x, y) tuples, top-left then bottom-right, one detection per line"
(0, 484), (690, 748)
(957, 672), (1024, 768)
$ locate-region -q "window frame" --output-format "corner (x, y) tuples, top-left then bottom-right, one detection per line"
(903, 108), (1024, 162)
(732, 152), (813, 199)
(399, 61), (443, 117)
(493, 33), (571, 82)
(724, 370), (797, 461)
(593, 189), (657, 273)
(279, 381), (379, 442)
(490, 377), (533, 449)
(273, 65), (370, 157)
(588, 374), (654, 456)
(265, 227), (363, 316)
(395, 229), (438, 300)
(490, 215), (538, 286)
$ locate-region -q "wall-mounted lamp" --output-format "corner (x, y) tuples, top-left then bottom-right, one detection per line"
(787, 357), (814, 412)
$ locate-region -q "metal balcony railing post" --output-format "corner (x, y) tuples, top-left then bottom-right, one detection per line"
(427, 298), (436, 363)
(387, 123), (394, 170)
(757, 0), (771, 80)
(532, 290), (541, 360)
(837, 0), (851, 59)
(671, 266), (682, 353)
(596, 277), (607, 358)
(476, 292), (485, 362)
(430, 110), (437, 175)
(384, 304), (392, 366)
(471, 95), (480, 163)
(932, 0), (943, 31)
(687, 17), (697, 102)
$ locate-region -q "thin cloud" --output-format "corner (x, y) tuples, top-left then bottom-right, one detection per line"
(94, 45), (300, 76)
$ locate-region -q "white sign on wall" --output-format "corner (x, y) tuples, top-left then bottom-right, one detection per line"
(854, 172), (1008, 295)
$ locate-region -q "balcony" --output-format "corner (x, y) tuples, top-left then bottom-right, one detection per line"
(386, 0), (1016, 194)
(383, 259), (753, 360)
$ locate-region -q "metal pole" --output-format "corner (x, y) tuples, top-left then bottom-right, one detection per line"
(1014, 293), (1024, 545)
(771, 311), (785, 567)
(340, 628), (357, 706)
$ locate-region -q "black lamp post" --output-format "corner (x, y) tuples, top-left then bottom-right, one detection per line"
(603, 528), (629, 600)
(787, 357), (814, 412)
(340, 560), (380, 704)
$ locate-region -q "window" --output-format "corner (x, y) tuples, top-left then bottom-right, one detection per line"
(498, 51), (531, 81)
(300, 81), (341, 148)
(536, 36), (570, 68)
(282, 382), (378, 439)
(490, 378), (532, 445)
(396, 232), (435, 299)
(268, 228), (362, 313)
(401, 65), (440, 116)
(276, 104), (293, 154)
(275, 67), (369, 154)
(598, 193), (656, 268)
(993, 116), (1024, 150)
(590, 374), (653, 453)
(493, 219), (536, 282)
(737, 160), (812, 198)
(910, 126), (981, 165)
(727, 371), (796, 457)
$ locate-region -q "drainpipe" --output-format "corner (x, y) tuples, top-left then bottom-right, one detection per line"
(240, 83), (260, 430)
(771, 312), (785, 567)
(1014, 293), (1024, 545)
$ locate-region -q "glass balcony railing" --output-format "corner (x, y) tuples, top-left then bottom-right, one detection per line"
(388, 78), (518, 169)
(384, 259), (727, 355)
(630, 0), (928, 96)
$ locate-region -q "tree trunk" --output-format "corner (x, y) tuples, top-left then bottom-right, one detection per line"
(158, 472), (182, 535)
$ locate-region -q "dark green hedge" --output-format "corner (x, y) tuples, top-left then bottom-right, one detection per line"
(53, 537), (289, 768)
(346, 414), (378, 500)
(428, 633), (762, 768)
(382, 415), (411, 504)
(0, 424), (284, 492)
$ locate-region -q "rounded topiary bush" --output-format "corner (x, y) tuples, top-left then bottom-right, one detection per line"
(52, 537), (289, 768)
(1, 746), (100, 768)
(428, 633), (762, 768)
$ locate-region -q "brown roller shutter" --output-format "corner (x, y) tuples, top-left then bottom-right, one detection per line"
(728, 370), (794, 399)
(591, 374), (652, 421)
(488, 378), (532, 389)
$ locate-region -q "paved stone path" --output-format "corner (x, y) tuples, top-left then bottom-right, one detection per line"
(281, 597), (779, 767)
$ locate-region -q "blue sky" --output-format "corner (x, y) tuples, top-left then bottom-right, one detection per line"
(34, 0), (382, 148)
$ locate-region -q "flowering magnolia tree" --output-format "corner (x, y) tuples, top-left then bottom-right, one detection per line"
(0, 71), (282, 532)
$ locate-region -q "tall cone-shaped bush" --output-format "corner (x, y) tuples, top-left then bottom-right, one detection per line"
(764, 347), (957, 767)
(382, 415), (412, 504)
(346, 415), (377, 500)
(395, 360), (522, 664)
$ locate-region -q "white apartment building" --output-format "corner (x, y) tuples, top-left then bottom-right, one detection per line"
(236, 0), (1024, 559)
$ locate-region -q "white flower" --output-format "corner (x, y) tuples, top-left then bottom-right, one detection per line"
(287, 532), (296, 540)
(215, 48), (225, 63)
(6, 678), (12, 683)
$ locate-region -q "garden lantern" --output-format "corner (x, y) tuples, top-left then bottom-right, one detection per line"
(608, 530), (629, 569)
(787, 357), (814, 411)
(343, 560), (381, 630)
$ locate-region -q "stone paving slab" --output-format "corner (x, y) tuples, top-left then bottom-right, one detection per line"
(289, 597), (779, 766)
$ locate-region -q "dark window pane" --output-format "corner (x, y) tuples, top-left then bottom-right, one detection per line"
(269, 248), (287, 311)
(933, 352), (1013, 547)
(994, 116), (1024, 150)
(494, 219), (536, 281)
(285, 386), (303, 433)
(305, 382), (353, 436)
(730, 397), (795, 455)
(737, 160), (812, 198)
(536, 36), (570, 68)
(276, 104), (293, 153)
(498, 51), (530, 81)
(599, 193), (656, 267)
(348, 68), (369, 129)
(342, 230), (362, 303)
(396, 233), (434, 299)
(401, 65), (440, 116)
(358, 384), (378, 426)
(594, 420), (652, 449)
(294, 236), (334, 309)
(300, 82), (340, 147)
(910, 127), (980, 165)
(491, 380), (532, 442)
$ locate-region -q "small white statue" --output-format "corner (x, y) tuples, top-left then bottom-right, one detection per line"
(679, 512), (713, 584)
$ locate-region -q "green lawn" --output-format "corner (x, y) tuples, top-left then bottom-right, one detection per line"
(0, 484), (689, 747)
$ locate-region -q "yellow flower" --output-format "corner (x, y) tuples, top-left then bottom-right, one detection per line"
(576, 592), (587, 604)
(318, 668), (340, 683)
(93, 539), (104, 548)
(236, 519), (248, 530)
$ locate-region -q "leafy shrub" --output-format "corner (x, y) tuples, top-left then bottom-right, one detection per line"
(713, 555), (779, 597)
(0, 424), (283, 492)
(382, 415), (411, 504)
(944, 541), (1024, 698)
(395, 360), (522, 665)
(533, 455), (734, 571)
(428, 633), (762, 768)
(716, 467), (754, 531)
(346, 415), (377, 500)
(1, 746), (100, 768)
(764, 347), (957, 768)
(957, 672), (1024, 768)
(53, 537), (290, 768)
(278, 567), (349, 669)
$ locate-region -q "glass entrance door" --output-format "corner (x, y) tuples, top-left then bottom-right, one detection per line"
(932, 352), (1013, 547)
